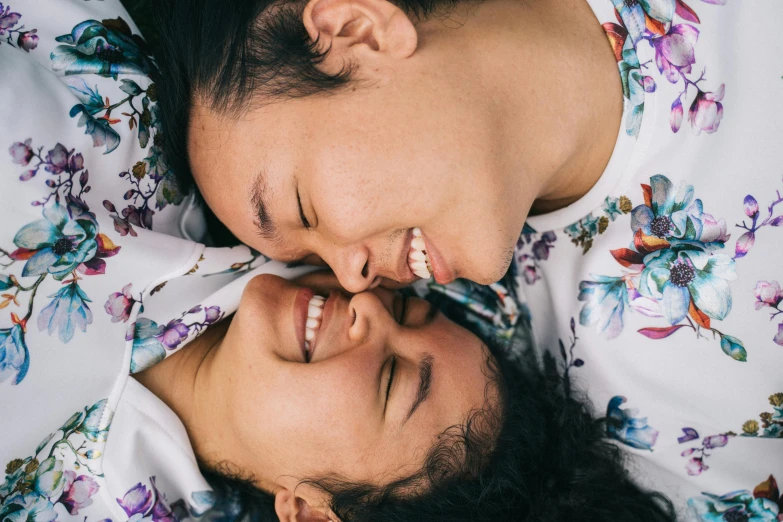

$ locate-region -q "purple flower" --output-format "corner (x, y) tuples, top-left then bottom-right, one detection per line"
(204, 306), (222, 324)
(16, 28), (38, 52)
(0, 4), (21, 35)
(159, 319), (189, 349)
(117, 482), (154, 517)
(58, 471), (100, 515)
(9, 139), (33, 165)
(688, 84), (725, 135)
(685, 457), (708, 476)
(652, 24), (699, 83)
(45, 143), (69, 174)
(702, 434), (730, 449)
(670, 98), (684, 132)
(104, 283), (136, 323)
(149, 476), (177, 522)
(744, 195), (759, 218)
(775, 323), (783, 346)
(754, 281), (782, 309)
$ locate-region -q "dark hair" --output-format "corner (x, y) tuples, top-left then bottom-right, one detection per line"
(198, 334), (675, 522)
(153, 0), (459, 191)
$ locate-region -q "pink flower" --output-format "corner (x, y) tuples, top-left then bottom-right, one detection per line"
(685, 457), (708, 476)
(9, 139), (33, 165)
(688, 85), (725, 135)
(16, 29), (38, 52)
(104, 284), (135, 323)
(754, 281), (782, 310)
(699, 213), (730, 243)
(652, 24), (699, 83)
(58, 471), (100, 515)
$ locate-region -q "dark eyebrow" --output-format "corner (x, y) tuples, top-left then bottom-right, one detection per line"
(405, 353), (434, 424)
(250, 169), (280, 241)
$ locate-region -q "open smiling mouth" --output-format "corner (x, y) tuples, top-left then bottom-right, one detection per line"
(303, 294), (326, 362)
(408, 227), (433, 280)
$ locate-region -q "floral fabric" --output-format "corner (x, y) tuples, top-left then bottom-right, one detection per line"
(428, 0), (783, 519)
(1, 2), (310, 521)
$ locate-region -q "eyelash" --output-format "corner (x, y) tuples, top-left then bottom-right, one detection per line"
(297, 191), (311, 229)
(385, 357), (397, 404)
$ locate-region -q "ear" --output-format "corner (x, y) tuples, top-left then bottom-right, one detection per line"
(302, 0), (417, 66)
(274, 488), (334, 522)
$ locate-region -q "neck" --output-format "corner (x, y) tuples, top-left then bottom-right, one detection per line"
(420, 0), (622, 219)
(134, 320), (230, 461)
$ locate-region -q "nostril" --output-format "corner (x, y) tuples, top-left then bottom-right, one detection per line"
(361, 261), (370, 279)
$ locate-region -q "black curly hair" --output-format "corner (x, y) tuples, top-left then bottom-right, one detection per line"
(198, 330), (675, 522)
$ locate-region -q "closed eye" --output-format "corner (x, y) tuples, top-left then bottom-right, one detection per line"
(384, 357), (397, 412)
(297, 189), (311, 229)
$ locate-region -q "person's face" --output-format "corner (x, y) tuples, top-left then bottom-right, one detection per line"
(189, 55), (523, 292)
(208, 274), (495, 493)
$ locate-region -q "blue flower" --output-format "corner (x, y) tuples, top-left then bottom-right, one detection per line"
(130, 318), (166, 373)
(0, 323), (29, 385)
(37, 282), (93, 343)
(50, 19), (154, 79)
(606, 396), (659, 451)
(578, 275), (628, 339)
(12, 204), (98, 280)
(639, 248), (736, 325)
(688, 490), (779, 522)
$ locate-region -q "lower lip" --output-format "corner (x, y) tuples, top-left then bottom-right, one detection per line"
(419, 231), (455, 285)
(294, 287), (314, 362)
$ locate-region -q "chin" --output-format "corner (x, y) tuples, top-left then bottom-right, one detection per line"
(469, 254), (514, 285)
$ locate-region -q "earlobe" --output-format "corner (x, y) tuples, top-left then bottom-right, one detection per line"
(302, 0), (417, 60)
(274, 488), (334, 522)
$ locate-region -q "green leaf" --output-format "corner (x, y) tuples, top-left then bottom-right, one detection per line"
(35, 433), (55, 456)
(0, 274), (12, 291)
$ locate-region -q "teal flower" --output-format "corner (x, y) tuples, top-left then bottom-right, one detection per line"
(74, 399), (113, 443)
(578, 275), (628, 339)
(606, 396), (659, 451)
(611, 0), (676, 44)
(618, 42), (655, 137)
(50, 19), (154, 79)
(688, 490), (779, 521)
(37, 282), (93, 343)
(0, 494), (58, 522)
(0, 323), (29, 385)
(639, 248), (736, 325)
(130, 318), (166, 373)
(12, 204), (97, 280)
(631, 175), (712, 243)
(32, 458), (65, 501)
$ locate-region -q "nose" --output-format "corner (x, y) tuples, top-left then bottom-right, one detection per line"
(347, 291), (394, 344)
(330, 244), (379, 293)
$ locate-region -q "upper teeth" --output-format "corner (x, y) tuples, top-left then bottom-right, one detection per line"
(305, 295), (325, 354)
(408, 227), (432, 279)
